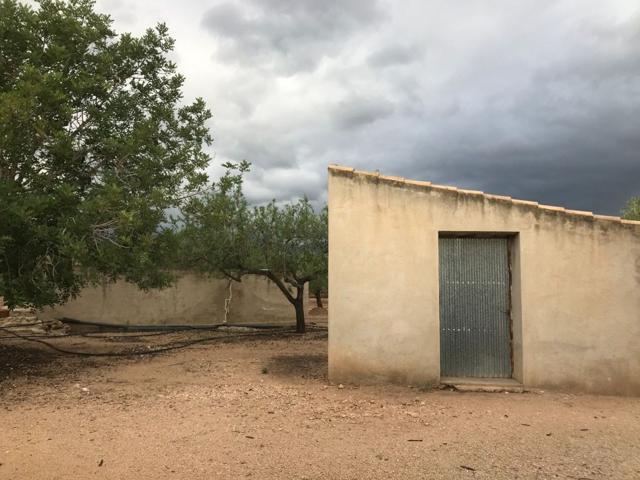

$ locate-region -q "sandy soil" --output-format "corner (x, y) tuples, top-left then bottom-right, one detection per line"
(1, 330), (639, 480)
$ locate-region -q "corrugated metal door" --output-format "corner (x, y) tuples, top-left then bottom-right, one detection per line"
(439, 237), (512, 378)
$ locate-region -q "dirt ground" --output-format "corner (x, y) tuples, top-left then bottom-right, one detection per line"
(1, 330), (639, 480)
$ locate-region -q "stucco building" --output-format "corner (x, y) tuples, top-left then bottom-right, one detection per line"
(328, 165), (640, 395)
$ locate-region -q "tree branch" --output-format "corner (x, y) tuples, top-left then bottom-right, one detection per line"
(247, 268), (296, 304)
(221, 269), (242, 283)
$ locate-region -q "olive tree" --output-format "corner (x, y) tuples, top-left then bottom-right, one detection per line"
(180, 164), (327, 333)
(0, 0), (212, 307)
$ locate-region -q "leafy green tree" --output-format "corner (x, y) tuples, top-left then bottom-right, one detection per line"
(247, 200), (328, 332)
(180, 164), (328, 333)
(0, 0), (212, 308)
(621, 197), (640, 221)
(177, 162), (252, 279)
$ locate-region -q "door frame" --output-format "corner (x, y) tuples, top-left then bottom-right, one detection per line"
(437, 232), (522, 382)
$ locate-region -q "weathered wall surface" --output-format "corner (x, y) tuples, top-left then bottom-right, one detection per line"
(328, 165), (640, 395)
(39, 274), (301, 326)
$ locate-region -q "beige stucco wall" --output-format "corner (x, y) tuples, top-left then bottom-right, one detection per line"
(39, 274), (301, 326)
(328, 166), (640, 395)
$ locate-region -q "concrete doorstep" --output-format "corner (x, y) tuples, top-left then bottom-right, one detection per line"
(440, 377), (524, 393)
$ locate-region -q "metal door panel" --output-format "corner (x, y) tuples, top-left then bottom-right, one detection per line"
(439, 237), (511, 378)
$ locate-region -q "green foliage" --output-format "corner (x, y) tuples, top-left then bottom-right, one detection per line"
(178, 161), (251, 277)
(179, 163), (328, 332)
(0, 0), (212, 307)
(247, 198), (327, 286)
(180, 162), (327, 289)
(621, 197), (640, 221)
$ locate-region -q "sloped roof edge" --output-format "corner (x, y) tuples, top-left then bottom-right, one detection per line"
(328, 165), (640, 227)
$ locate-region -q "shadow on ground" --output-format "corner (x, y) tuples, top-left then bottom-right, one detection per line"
(263, 354), (328, 381)
(0, 343), (104, 386)
(0, 330), (330, 395)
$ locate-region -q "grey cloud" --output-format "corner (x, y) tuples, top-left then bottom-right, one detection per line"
(403, 85), (640, 214)
(224, 136), (300, 170)
(367, 44), (422, 68)
(201, 0), (383, 72)
(102, 0), (640, 214)
(97, 0), (140, 27)
(533, 15), (640, 87)
(333, 97), (395, 129)
(244, 166), (325, 205)
(408, 145), (640, 215)
(340, 6), (640, 215)
(200, 3), (247, 37)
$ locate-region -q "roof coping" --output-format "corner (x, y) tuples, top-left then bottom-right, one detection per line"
(328, 165), (640, 226)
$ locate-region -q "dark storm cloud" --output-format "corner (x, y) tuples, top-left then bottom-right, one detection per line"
(201, 0), (383, 72)
(333, 97), (395, 129)
(400, 109), (640, 213)
(321, 5), (640, 215)
(406, 12), (640, 214)
(407, 126), (640, 214)
(100, 0), (640, 214)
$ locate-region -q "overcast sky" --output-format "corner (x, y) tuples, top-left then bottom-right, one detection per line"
(97, 0), (639, 214)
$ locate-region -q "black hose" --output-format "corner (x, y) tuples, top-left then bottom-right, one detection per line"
(57, 317), (289, 332)
(0, 325), (323, 357)
(0, 324), (223, 340)
(80, 328), (220, 339)
(0, 323), (326, 341)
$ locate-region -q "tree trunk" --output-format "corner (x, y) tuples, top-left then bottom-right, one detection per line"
(314, 291), (323, 309)
(249, 269), (307, 333)
(294, 286), (305, 333)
